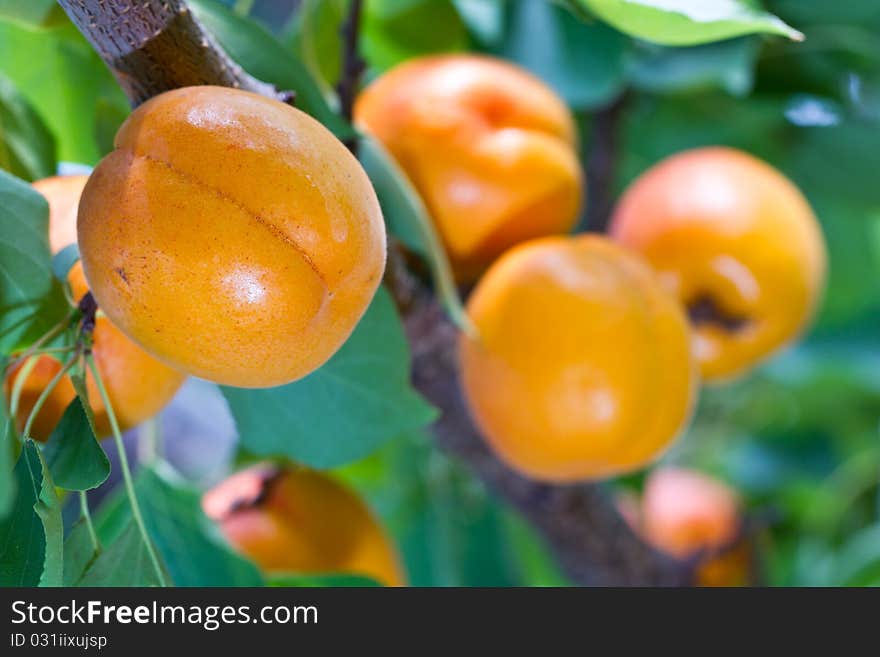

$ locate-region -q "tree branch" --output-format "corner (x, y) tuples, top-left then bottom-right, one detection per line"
(57, 0), (289, 107)
(63, 0), (695, 586)
(337, 0), (366, 153)
(582, 93), (629, 233)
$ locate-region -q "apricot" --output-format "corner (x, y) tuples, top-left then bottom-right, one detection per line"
(609, 147), (827, 381)
(78, 86), (386, 388)
(355, 55), (582, 281)
(640, 467), (750, 587)
(458, 235), (697, 482)
(4, 176), (185, 441)
(203, 464), (406, 587)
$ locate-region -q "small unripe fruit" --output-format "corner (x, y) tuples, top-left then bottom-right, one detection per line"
(640, 467), (749, 587)
(4, 176), (185, 441)
(78, 86), (386, 388)
(203, 465), (405, 587)
(355, 55), (582, 281)
(459, 236), (697, 483)
(610, 147), (827, 381)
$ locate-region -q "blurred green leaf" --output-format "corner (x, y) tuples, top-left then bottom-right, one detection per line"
(832, 524), (880, 586)
(452, 0), (505, 46)
(189, 0), (352, 139)
(76, 520), (165, 587)
(51, 243), (79, 284)
(0, 0), (56, 27)
(493, 0), (627, 109)
(359, 135), (473, 335)
(0, 72), (56, 180)
(630, 38), (759, 96)
(224, 287), (436, 468)
(0, 17), (128, 164)
(269, 573), (381, 587)
(43, 397), (110, 491)
(0, 168), (67, 354)
(283, 0), (347, 93)
(570, 0), (803, 46)
(363, 0), (468, 72)
(0, 359), (14, 518)
(0, 440), (61, 586)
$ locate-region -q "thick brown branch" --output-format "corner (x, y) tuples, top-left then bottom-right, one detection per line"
(57, 0), (285, 107)
(405, 292), (693, 586)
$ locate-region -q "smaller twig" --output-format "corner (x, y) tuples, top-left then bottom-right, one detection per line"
(582, 93), (629, 233)
(77, 291), (98, 350)
(21, 351), (80, 440)
(79, 490), (101, 555)
(337, 0), (366, 153)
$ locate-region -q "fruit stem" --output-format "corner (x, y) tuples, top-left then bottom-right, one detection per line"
(86, 353), (168, 587)
(79, 490), (101, 554)
(4, 310), (77, 378)
(20, 351), (79, 440)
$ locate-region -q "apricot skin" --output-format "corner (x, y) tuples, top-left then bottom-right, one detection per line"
(610, 147), (827, 381)
(4, 176), (185, 441)
(203, 465), (406, 587)
(355, 55), (582, 281)
(640, 467), (749, 587)
(458, 236), (697, 483)
(78, 86), (386, 388)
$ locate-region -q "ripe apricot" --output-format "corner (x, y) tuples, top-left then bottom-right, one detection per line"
(4, 176), (185, 441)
(78, 86), (386, 388)
(355, 55), (582, 281)
(610, 147), (827, 381)
(640, 467), (749, 586)
(203, 464), (406, 587)
(458, 235), (697, 482)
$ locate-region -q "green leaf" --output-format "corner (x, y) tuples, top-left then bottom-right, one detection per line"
(0, 440), (61, 586)
(452, 0), (506, 46)
(0, 356), (14, 518)
(493, 0), (627, 109)
(43, 398), (110, 491)
(283, 0), (347, 93)
(0, 168), (66, 354)
(629, 37), (759, 96)
(188, 0), (352, 139)
(136, 464), (263, 587)
(268, 573), (381, 587)
(0, 72), (56, 181)
(51, 243), (80, 284)
(63, 518), (100, 586)
(359, 136), (473, 335)
(363, 0), (469, 71)
(223, 287), (437, 468)
(0, 0), (56, 27)
(76, 520), (165, 587)
(0, 17), (129, 164)
(571, 0), (803, 46)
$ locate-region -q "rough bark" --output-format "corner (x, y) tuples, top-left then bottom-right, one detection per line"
(57, 0), (285, 106)
(61, 0), (695, 586)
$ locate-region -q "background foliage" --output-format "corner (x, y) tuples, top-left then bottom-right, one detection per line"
(0, 0), (878, 586)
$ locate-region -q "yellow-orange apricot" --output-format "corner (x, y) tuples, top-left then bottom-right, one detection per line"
(4, 176), (185, 441)
(203, 464), (406, 587)
(355, 55), (582, 281)
(78, 86), (386, 388)
(640, 467), (749, 587)
(458, 235), (697, 483)
(610, 147), (827, 381)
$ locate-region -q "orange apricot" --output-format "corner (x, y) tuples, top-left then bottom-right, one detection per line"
(78, 86), (386, 388)
(203, 464), (406, 587)
(458, 235), (697, 482)
(4, 176), (185, 441)
(640, 467), (749, 587)
(355, 55), (583, 281)
(609, 147), (827, 381)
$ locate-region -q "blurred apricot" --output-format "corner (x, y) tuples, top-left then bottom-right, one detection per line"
(610, 147), (826, 381)
(3, 176), (185, 441)
(78, 86), (386, 388)
(203, 464), (406, 587)
(641, 467), (750, 586)
(355, 55), (582, 281)
(459, 235), (696, 482)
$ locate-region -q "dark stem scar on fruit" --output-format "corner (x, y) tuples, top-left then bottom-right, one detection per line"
(223, 465), (286, 518)
(687, 294), (750, 332)
(114, 267), (130, 285)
